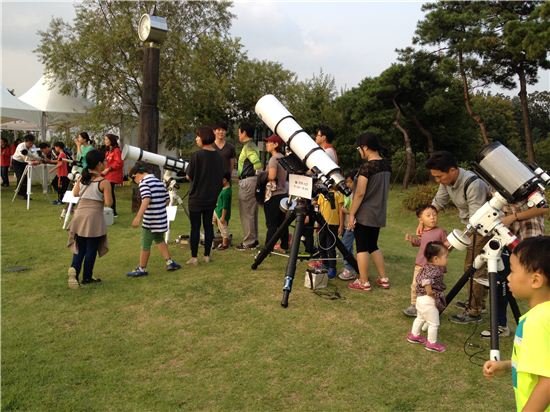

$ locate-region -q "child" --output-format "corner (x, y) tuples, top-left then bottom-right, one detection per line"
(50, 142), (70, 205)
(213, 172), (232, 250)
(127, 162), (181, 277)
(338, 170), (358, 280)
(403, 204), (449, 317)
(406, 241), (448, 353)
(483, 236), (550, 412)
(316, 187), (344, 279)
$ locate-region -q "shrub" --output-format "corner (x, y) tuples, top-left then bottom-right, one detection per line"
(402, 184), (439, 211)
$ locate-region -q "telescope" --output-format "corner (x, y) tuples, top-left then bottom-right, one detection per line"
(255, 94), (350, 196)
(20, 148), (43, 163)
(122, 145), (189, 174)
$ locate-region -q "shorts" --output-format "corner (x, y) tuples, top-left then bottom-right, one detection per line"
(141, 228), (165, 250)
(354, 223), (380, 254)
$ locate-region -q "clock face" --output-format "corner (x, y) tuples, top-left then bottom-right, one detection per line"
(138, 14), (151, 41)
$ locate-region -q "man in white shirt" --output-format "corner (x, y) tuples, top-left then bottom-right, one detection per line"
(12, 134), (39, 198)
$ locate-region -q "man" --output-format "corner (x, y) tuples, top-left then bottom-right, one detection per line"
(213, 122), (236, 176)
(11, 134), (39, 199)
(315, 125), (338, 164)
(425, 151), (491, 324)
(236, 122), (262, 250)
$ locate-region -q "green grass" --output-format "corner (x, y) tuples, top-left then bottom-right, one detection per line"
(1, 183), (529, 411)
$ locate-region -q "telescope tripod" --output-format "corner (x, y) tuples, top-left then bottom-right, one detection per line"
(251, 196), (359, 308)
(443, 235), (521, 361)
(12, 163), (50, 210)
(165, 181), (189, 243)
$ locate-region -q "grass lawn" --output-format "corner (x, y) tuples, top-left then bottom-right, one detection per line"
(1, 182), (530, 411)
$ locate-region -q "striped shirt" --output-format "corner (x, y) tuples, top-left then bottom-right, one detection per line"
(139, 175), (169, 233)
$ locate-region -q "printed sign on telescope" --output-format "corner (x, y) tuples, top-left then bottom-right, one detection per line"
(288, 174), (313, 199)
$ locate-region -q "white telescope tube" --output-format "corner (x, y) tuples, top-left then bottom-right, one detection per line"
(122, 144), (188, 173)
(255, 94), (348, 194)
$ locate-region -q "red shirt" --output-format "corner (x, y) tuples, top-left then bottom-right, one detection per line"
(104, 147), (124, 184)
(0, 145), (11, 166)
(56, 151), (68, 177)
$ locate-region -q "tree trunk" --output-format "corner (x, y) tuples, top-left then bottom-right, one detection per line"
(393, 99), (414, 189)
(458, 51), (489, 145)
(411, 115), (434, 155)
(517, 68), (536, 163)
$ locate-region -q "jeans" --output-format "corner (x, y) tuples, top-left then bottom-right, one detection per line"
(71, 235), (101, 282)
(189, 208), (214, 257)
(341, 229), (356, 272)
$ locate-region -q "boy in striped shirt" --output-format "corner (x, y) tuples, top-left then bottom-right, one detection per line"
(127, 163), (181, 277)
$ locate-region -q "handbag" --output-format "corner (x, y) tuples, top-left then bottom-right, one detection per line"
(304, 268), (328, 290)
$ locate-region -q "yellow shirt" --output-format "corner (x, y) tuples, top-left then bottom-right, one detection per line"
(318, 191), (344, 226)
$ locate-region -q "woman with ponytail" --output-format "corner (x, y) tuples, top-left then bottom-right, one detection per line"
(101, 133), (123, 216)
(75, 131), (93, 171)
(67, 149), (112, 288)
(346, 132), (392, 292)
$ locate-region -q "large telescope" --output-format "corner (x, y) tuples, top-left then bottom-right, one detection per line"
(122, 145), (188, 173)
(255, 94), (350, 196)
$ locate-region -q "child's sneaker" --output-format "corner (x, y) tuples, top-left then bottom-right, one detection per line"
(68, 267), (79, 289)
(347, 279), (372, 291)
(406, 332), (427, 344)
(480, 326), (510, 338)
(166, 261), (181, 271)
(338, 269), (356, 280)
(425, 341), (446, 353)
(127, 267), (148, 277)
(327, 268), (337, 279)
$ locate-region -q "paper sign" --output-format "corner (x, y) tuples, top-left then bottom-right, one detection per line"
(166, 206), (178, 221)
(288, 174), (313, 199)
(62, 191), (79, 204)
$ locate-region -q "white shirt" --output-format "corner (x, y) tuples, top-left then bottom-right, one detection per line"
(12, 142), (36, 163)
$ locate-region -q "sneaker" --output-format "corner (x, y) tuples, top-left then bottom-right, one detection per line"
(480, 326), (510, 338)
(166, 261), (181, 271)
(203, 256), (211, 263)
(186, 257), (198, 265)
(327, 268), (337, 279)
(338, 269), (357, 281)
(425, 341), (446, 353)
(454, 300), (487, 314)
(406, 332), (427, 344)
(273, 244), (287, 254)
(376, 277), (390, 289)
(449, 311), (482, 324)
(81, 277), (102, 284)
(217, 244), (229, 250)
(68, 267), (79, 289)
(127, 268), (148, 277)
(347, 279), (372, 291)
(52, 200), (62, 205)
(403, 305), (417, 317)
(235, 243), (256, 251)
(307, 260), (323, 270)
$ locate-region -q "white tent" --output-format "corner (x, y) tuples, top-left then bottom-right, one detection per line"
(0, 120), (40, 131)
(0, 85), (42, 124)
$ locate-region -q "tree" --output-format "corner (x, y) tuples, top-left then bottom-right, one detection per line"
(415, 1), (491, 145)
(475, 1), (550, 163)
(36, 0), (241, 147)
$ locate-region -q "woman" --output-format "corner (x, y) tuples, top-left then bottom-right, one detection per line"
(347, 132), (391, 292)
(0, 137), (11, 187)
(67, 149), (112, 288)
(101, 133), (124, 216)
(263, 134), (289, 252)
(75, 132), (94, 171)
(186, 126), (224, 264)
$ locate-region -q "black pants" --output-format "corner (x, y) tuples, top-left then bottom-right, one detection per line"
(264, 194), (289, 249)
(189, 208), (214, 258)
(51, 175), (70, 201)
(319, 224), (338, 269)
(111, 184), (117, 215)
(12, 160), (27, 196)
(1, 166), (9, 186)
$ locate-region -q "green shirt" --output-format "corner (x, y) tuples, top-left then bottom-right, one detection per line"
(215, 186), (232, 222)
(78, 144), (94, 171)
(511, 301), (550, 412)
(237, 140), (261, 178)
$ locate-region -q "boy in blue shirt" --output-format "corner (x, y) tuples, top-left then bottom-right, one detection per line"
(483, 236), (550, 411)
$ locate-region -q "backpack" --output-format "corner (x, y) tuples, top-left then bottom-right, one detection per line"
(255, 171), (269, 204)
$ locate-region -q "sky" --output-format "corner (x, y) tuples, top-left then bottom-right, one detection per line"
(1, 0), (548, 97)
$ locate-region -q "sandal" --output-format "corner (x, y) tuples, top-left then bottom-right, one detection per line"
(376, 277), (390, 289)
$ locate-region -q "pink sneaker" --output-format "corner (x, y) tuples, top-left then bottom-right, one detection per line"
(376, 277), (390, 289)
(307, 260), (322, 269)
(425, 341), (446, 353)
(347, 279), (372, 291)
(406, 332), (427, 344)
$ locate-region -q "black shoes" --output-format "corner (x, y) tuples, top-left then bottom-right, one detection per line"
(81, 278), (102, 284)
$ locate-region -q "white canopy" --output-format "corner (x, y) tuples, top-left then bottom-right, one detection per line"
(0, 85), (42, 124)
(0, 120), (40, 131)
(19, 76), (93, 124)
